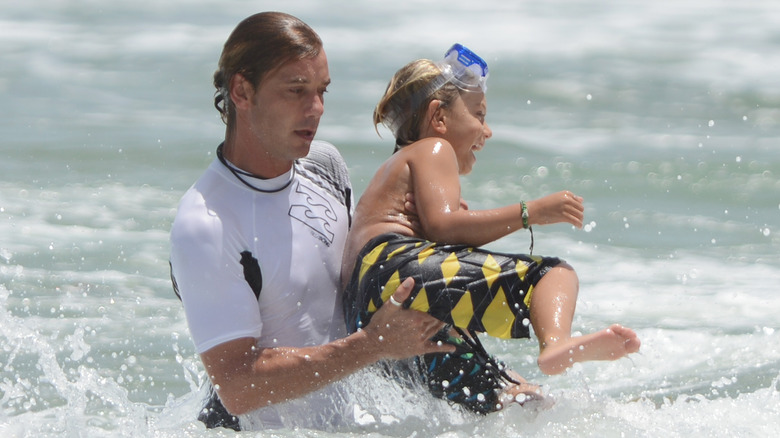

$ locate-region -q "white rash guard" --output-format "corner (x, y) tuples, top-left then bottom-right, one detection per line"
(170, 141), (352, 355)
(170, 141), (355, 430)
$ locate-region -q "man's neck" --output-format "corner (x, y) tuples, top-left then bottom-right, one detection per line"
(222, 135), (294, 179)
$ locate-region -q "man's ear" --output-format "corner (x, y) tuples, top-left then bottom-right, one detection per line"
(229, 74), (254, 110)
(424, 99), (447, 135)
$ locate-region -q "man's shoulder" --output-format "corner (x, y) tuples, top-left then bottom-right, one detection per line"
(171, 161), (234, 238)
(297, 140), (352, 207)
(301, 140), (347, 171)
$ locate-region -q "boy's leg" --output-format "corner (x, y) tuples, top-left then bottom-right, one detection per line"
(530, 264), (640, 375)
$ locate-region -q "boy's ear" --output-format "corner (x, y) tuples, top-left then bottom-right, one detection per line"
(229, 74), (254, 110)
(424, 99), (447, 135)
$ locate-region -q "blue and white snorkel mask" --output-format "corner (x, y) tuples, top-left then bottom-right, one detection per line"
(384, 43), (489, 140)
(440, 43), (489, 93)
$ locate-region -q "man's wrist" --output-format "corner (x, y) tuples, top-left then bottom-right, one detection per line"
(344, 328), (385, 364)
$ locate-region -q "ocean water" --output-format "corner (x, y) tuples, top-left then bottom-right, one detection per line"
(2, 0), (779, 436)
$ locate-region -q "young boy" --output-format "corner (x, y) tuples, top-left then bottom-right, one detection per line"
(342, 44), (640, 411)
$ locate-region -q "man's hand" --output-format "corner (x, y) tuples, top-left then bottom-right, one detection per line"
(401, 192), (423, 235)
(363, 277), (454, 359)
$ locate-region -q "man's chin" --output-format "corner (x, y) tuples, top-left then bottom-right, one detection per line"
(292, 140), (313, 159)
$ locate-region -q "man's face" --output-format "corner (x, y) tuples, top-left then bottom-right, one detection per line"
(244, 50), (330, 173)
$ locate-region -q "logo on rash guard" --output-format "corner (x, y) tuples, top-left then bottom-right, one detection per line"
(289, 181), (337, 246)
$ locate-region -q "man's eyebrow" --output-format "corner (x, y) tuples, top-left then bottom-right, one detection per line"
(286, 76), (331, 87)
(286, 76), (310, 84)
(285, 76), (331, 87)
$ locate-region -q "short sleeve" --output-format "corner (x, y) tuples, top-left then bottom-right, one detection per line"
(170, 187), (263, 353)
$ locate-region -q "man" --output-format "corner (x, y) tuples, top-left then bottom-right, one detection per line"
(169, 12), (452, 430)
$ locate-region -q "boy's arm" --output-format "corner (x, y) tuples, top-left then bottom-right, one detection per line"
(409, 139), (583, 246)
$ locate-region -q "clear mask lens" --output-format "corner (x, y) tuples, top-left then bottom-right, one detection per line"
(440, 43), (489, 93)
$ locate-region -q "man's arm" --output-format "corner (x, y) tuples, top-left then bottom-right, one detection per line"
(201, 277), (453, 415)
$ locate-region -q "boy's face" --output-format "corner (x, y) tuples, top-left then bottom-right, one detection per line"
(443, 91), (492, 175)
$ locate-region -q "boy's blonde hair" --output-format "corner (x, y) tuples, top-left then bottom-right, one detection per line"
(373, 59), (462, 150)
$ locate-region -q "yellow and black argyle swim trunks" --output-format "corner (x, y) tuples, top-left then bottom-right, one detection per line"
(343, 233), (563, 413)
(343, 233), (562, 339)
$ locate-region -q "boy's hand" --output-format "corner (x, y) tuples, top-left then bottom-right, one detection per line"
(528, 191), (584, 228)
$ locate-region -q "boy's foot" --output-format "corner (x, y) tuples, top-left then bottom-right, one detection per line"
(537, 324), (640, 375)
